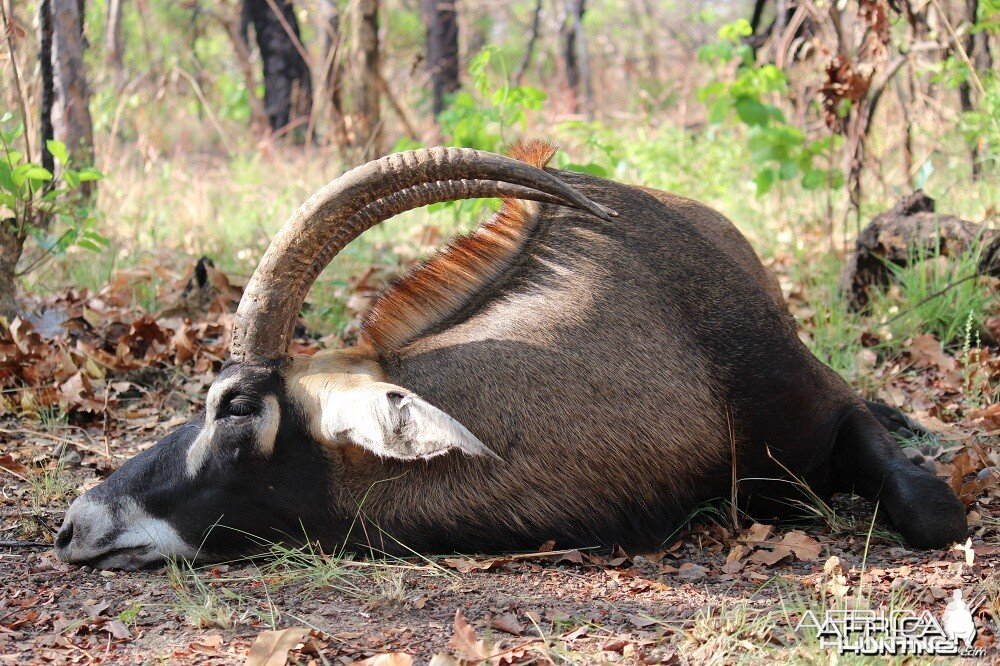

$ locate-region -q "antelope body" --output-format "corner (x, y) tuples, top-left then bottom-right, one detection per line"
(55, 143), (966, 569)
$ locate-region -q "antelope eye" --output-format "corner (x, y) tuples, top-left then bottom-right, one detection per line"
(226, 398), (257, 417)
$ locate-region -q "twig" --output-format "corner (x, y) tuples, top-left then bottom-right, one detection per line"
(0, 427), (120, 459)
(14, 229), (74, 277)
(0, 540), (49, 548)
(263, 0), (312, 68)
(376, 72), (419, 140)
(172, 66), (233, 157)
(928, 0), (990, 100)
(513, 0), (543, 86)
(0, 0), (33, 160)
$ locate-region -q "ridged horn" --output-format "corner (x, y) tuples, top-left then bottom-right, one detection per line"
(230, 147), (617, 361)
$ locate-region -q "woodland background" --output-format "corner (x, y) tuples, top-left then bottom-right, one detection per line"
(0, 0), (999, 663)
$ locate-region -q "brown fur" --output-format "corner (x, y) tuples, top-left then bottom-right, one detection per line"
(360, 140), (559, 355)
(318, 157), (832, 553)
(322, 171), (817, 552)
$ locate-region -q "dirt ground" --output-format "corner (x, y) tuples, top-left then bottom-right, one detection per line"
(2, 411), (998, 665)
(1, 261), (999, 664)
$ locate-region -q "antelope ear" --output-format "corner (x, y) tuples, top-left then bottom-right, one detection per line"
(319, 382), (501, 461)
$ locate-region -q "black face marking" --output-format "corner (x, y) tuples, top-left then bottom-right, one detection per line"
(57, 361), (342, 567)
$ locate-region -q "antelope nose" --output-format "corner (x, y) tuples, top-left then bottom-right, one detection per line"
(55, 520), (74, 553)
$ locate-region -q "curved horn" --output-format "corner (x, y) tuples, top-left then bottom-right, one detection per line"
(230, 147), (618, 361)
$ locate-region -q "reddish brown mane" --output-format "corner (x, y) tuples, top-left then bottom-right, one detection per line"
(360, 140), (558, 354)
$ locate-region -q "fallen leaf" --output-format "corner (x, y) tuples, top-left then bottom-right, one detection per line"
(82, 599), (111, 619)
(553, 550), (584, 565)
(602, 639), (627, 652)
(0, 454), (29, 478)
(749, 547), (789, 566)
(782, 530), (821, 561)
(538, 539), (556, 552)
(677, 562), (707, 580)
(442, 557), (508, 573)
(105, 619), (131, 640)
(449, 610), (488, 663)
(428, 656), (460, 666)
(821, 556), (850, 599)
(743, 523), (772, 544)
(245, 627), (311, 666)
(489, 613), (523, 636)
(355, 655), (414, 666)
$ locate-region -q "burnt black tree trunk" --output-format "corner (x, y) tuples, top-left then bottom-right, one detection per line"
(39, 0), (55, 175)
(513, 0), (542, 86)
(957, 0), (978, 177)
(423, 0), (460, 116)
(750, 0), (767, 33)
(560, 0), (592, 116)
(353, 0), (382, 160)
(241, 0), (311, 133)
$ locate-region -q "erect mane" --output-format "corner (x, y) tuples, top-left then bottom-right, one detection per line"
(359, 139), (558, 354)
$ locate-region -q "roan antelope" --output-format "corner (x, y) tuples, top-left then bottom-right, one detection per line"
(55, 142), (966, 569)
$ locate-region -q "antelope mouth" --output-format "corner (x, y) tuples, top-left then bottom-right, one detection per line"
(70, 544), (156, 570)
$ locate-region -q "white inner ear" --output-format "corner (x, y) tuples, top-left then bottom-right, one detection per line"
(316, 382), (500, 461)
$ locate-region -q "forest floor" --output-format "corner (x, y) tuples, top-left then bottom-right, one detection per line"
(1, 408), (998, 665)
(0, 143), (1000, 666)
(2, 211), (999, 664)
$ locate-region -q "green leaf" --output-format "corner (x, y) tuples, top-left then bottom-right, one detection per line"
(734, 97), (771, 126)
(801, 169), (827, 189)
(24, 165), (54, 182)
(0, 162), (14, 194)
(77, 166), (104, 182)
(718, 19), (752, 42)
(46, 140), (69, 164)
(0, 125), (23, 145)
(11, 164), (32, 188)
(778, 161), (799, 181)
(754, 168), (776, 194)
(63, 169), (80, 188)
(77, 229), (110, 251)
(707, 98), (732, 124)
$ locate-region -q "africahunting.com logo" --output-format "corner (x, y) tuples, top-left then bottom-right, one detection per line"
(796, 588), (987, 657)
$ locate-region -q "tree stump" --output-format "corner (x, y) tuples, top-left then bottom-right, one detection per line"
(839, 191), (999, 310)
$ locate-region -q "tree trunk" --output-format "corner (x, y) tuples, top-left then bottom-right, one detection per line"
(317, 0), (347, 146)
(353, 0), (382, 160)
(106, 0), (124, 88)
(958, 0), (980, 178)
(973, 16), (993, 73)
(750, 0), (768, 33)
(0, 221), (26, 321)
(775, 0), (788, 34)
(39, 0), (56, 176)
(242, 0), (311, 134)
(49, 0), (94, 174)
(513, 0), (542, 86)
(560, 0), (592, 117)
(423, 0), (460, 116)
